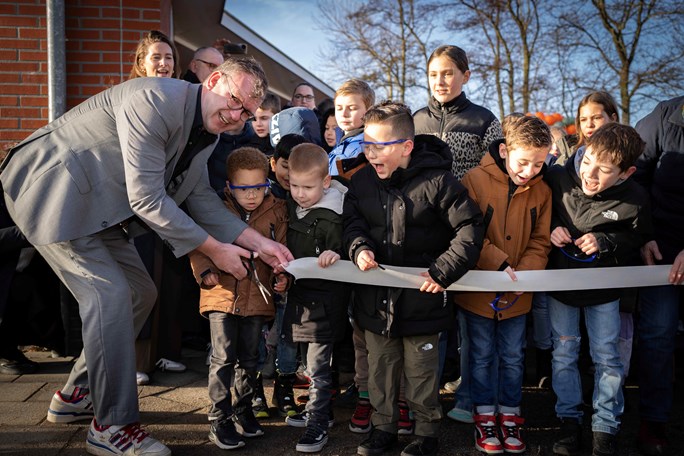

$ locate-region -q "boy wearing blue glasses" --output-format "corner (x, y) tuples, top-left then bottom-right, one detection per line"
(344, 101), (483, 456)
(189, 147), (289, 450)
(456, 115), (553, 454)
(544, 123), (652, 456)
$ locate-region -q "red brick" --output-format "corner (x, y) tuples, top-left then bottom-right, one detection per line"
(0, 84), (41, 95)
(18, 95), (47, 106)
(0, 16), (39, 27)
(66, 28), (100, 40)
(21, 118), (48, 129)
(17, 4), (46, 15)
(82, 63), (127, 73)
(76, 18), (124, 29)
(0, 118), (19, 128)
(78, 0), (120, 6)
(0, 49), (17, 59)
(103, 51), (128, 62)
(81, 40), (128, 52)
(66, 51), (102, 62)
(65, 6), (101, 18)
(0, 5), (18, 15)
(40, 107), (49, 117)
(142, 9), (161, 20)
(99, 7), (139, 19)
(12, 62), (41, 72)
(20, 28), (47, 39)
(0, 130), (32, 142)
(0, 95), (19, 106)
(0, 107), (41, 117)
(127, 0), (160, 8)
(68, 74), (102, 85)
(101, 30), (141, 41)
(80, 85), (107, 96)
(21, 73), (47, 84)
(103, 75), (124, 85)
(0, 27), (17, 38)
(1, 39), (40, 50)
(65, 40), (81, 52)
(0, 73), (20, 83)
(66, 63), (81, 74)
(19, 50), (47, 61)
(65, 17), (79, 28)
(120, 19), (161, 31)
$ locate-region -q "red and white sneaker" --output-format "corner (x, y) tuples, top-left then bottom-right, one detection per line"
(349, 398), (372, 434)
(499, 413), (526, 454)
(86, 419), (171, 456)
(47, 388), (94, 423)
(397, 401), (414, 435)
(474, 414), (503, 454)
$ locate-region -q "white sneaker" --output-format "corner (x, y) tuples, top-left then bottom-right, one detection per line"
(47, 389), (94, 423)
(86, 419), (170, 456)
(136, 372), (150, 386)
(155, 358), (186, 373)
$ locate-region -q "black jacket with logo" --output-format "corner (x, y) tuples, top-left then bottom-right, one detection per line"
(544, 152), (652, 307)
(343, 135), (483, 337)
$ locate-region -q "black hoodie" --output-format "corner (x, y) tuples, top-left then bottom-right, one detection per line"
(343, 134), (484, 337)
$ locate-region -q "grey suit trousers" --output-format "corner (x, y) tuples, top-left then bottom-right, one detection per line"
(35, 226), (156, 425)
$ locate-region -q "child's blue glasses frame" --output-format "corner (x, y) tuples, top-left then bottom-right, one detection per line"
(489, 293), (520, 312)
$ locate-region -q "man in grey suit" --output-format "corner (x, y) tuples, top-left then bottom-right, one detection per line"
(0, 56), (291, 456)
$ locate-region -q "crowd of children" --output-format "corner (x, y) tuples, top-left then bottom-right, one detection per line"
(15, 40), (682, 456)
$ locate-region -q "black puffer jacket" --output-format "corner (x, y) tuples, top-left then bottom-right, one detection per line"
(544, 152), (653, 307)
(413, 92), (502, 180)
(634, 96), (684, 263)
(343, 135), (484, 337)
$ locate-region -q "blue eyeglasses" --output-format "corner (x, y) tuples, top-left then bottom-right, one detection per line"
(229, 182), (270, 196)
(360, 139), (409, 154)
(489, 293), (520, 312)
(559, 239), (597, 263)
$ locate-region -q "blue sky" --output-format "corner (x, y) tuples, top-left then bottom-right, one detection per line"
(227, 1), (331, 84)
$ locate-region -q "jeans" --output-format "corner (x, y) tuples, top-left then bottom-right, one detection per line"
(548, 296), (624, 435)
(274, 297), (298, 374)
(303, 342), (334, 427)
(532, 292), (553, 350)
(637, 285), (680, 423)
(463, 310), (526, 410)
(207, 312), (265, 420)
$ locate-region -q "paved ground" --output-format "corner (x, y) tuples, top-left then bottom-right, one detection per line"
(1, 347), (683, 456)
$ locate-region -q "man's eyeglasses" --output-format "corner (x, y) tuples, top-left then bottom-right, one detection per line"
(489, 293), (520, 312)
(559, 240), (597, 263)
(293, 94), (315, 101)
(229, 182), (270, 196)
(360, 139), (409, 154)
(195, 58), (219, 70)
(225, 75), (256, 122)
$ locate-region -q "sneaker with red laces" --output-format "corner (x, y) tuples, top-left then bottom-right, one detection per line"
(398, 401), (414, 435)
(86, 419), (170, 456)
(474, 414), (503, 454)
(499, 413), (525, 454)
(47, 388), (94, 423)
(349, 398), (372, 434)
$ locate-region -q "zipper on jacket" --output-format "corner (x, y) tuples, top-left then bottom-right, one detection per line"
(384, 192), (393, 336)
(439, 106), (447, 139)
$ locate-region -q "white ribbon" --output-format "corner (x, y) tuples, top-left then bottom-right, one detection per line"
(284, 258), (673, 292)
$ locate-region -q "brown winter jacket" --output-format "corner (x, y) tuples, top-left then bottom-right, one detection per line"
(455, 141), (552, 320)
(190, 193), (288, 319)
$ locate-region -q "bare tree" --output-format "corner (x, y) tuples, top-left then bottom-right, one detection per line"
(558, 0), (684, 124)
(316, 0), (436, 105)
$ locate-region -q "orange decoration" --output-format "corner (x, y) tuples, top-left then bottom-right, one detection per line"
(566, 124), (577, 135)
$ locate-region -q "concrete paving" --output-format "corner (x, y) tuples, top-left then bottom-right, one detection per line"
(1, 348), (683, 455)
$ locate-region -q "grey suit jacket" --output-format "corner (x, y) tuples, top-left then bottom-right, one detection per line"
(0, 77), (246, 257)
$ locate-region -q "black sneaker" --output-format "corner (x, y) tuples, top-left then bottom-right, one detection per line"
(553, 418), (582, 456)
(296, 424), (328, 453)
(286, 410), (335, 428)
(233, 411), (264, 437)
(274, 372), (298, 417)
(0, 349), (38, 375)
(593, 431), (616, 456)
(336, 382), (359, 409)
(209, 417), (245, 450)
(358, 428), (398, 456)
(401, 436), (438, 456)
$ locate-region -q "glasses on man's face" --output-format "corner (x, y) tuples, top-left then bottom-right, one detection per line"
(195, 58), (219, 70)
(489, 293), (520, 312)
(293, 94), (315, 101)
(224, 76), (256, 122)
(559, 239), (597, 263)
(360, 139), (409, 155)
(229, 182), (270, 197)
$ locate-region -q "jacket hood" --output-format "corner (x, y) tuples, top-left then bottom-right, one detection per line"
(295, 180), (348, 219)
(427, 91), (472, 117)
(386, 134), (452, 185)
(270, 107), (322, 147)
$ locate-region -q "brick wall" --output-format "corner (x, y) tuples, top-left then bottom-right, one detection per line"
(0, 0), (166, 150)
